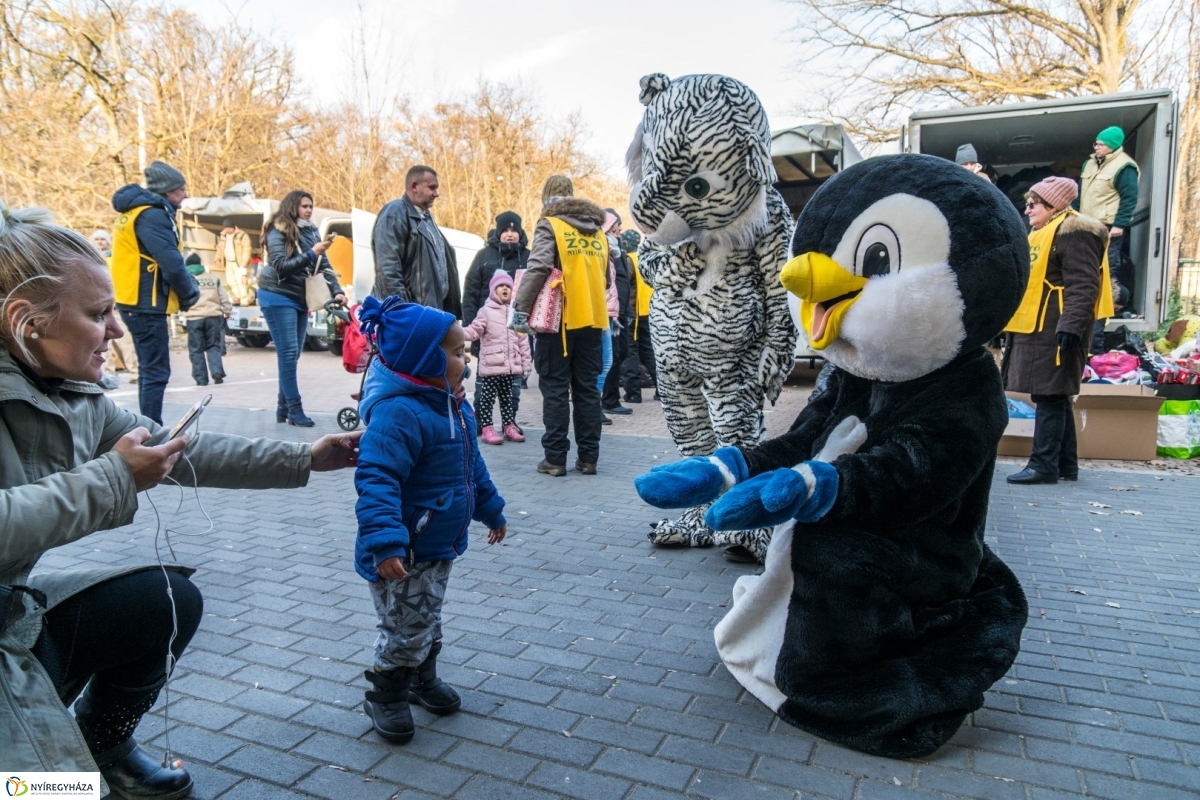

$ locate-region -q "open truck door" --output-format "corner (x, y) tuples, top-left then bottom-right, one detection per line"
(908, 89), (1178, 329)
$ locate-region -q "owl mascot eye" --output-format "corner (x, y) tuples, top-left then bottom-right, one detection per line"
(636, 154), (1031, 758)
(627, 73), (798, 563)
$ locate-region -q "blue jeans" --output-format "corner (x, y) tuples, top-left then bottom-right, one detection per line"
(597, 324), (613, 394)
(118, 310), (170, 424)
(261, 305), (308, 400)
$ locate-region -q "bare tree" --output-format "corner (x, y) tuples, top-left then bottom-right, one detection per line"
(1172, 0), (1200, 262)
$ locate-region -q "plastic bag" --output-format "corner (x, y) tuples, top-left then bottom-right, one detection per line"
(1090, 351), (1139, 380)
(1007, 398), (1036, 419)
(1157, 400), (1200, 458)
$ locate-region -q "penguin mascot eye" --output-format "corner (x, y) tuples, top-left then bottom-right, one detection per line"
(855, 224), (899, 277)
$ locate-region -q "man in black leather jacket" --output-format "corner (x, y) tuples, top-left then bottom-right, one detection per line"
(371, 165), (461, 318)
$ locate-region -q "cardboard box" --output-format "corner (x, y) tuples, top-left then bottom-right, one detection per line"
(1075, 383), (1163, 460)
(998, 385), (1164, 461)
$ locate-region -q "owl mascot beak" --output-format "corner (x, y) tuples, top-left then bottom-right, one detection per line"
(781, 252), (866, 350)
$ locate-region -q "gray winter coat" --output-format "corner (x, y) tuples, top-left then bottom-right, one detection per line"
(0, 346), (311, 784)
(371, 195), (461, 318)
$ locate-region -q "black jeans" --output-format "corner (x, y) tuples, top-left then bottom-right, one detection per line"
(624, 317), (657, 401)
(32, 569), (202, 716)
(1029, 394), (1078, 478)
(186, 316), (225, 385)
(119, 310), (171, 424)
(535, 327), (603, 465)
(601, 321), (632, 409)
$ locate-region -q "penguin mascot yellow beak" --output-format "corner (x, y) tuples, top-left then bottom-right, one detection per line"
(781, 252), (866, 350)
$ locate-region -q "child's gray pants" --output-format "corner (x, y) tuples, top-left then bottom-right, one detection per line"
(369, 559), (453, 670)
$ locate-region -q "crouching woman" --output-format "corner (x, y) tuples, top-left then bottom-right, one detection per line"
(0, 203), (361, 799)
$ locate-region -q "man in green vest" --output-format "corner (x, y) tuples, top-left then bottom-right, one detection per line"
(1075, 126), (1139, 300)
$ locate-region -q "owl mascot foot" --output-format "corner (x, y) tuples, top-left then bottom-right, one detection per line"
(636, 154), (1030, 759)
(626, 73), (798, 565)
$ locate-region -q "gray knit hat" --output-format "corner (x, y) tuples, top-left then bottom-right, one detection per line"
(955, 144), (979, 165)
(145, 160), (186, 195)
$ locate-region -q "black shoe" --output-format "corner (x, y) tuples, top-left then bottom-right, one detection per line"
(603, 404), (632, 415)
(363, 667), (415, 743)
(93, 739), (193, 800)
(575, 460), (597, 475)
(195, 381), (208, 386)
(624, 394), (642, 403)
(409, 642), (460, 716)
(212, 373), (224, 384)
(723, 545), (760, 564)
(276, 393), (288, 424)
(653, 391), (661, 401)
(1007, 468), (1058, 485)
(640, 376), (656, 388)
(1060, 471), (1079, 481)
(601, 414), (613, 426)
(537, 459), (567, 477)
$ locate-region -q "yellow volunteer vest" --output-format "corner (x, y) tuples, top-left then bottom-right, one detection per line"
(112, 205), (183, 313)
(1079, 150), (1139, 225)
(1005, 210), (1114, 336)
(547, 217), (609, 332)
(630, 252), (653, 339)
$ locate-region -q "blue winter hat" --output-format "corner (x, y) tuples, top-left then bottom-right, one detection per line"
(358, 296), (455, 377)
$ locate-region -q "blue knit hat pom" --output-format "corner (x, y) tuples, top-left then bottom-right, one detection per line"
(358, 295), (455, 377)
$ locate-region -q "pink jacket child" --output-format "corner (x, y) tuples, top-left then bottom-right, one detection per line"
(463, 272), (532, 444)
(463, 273), (532, 376)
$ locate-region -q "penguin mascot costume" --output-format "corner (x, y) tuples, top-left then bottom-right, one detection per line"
(636, 154), (1030, 758)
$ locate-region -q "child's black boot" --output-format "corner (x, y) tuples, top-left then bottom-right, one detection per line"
(409, 641), (461, 715)
(363, 667), (416, 743)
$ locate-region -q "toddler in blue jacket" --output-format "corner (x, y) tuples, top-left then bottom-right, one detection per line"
(354, 295), (507, 745)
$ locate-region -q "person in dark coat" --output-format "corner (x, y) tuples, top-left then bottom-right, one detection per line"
(1003, 176), (1107, 484)
(371, 165), (461, 319)
(110, 161), (201, 424)
(258, 190), (346, 427)
(600, 209), (635, 415)
(462, 211), (530, 429)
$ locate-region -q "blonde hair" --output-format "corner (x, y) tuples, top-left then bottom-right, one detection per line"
(541, 175), (574, 205)
(0, 200), (107, 366)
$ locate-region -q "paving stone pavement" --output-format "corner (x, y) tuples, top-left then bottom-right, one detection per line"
(39, 397), (1200, 799)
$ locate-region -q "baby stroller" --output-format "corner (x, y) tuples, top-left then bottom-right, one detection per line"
(326, 300), (373, 431)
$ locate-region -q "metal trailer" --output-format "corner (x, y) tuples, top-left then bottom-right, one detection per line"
(772, 123), (865, 367)
(907, 89), (1179, 329)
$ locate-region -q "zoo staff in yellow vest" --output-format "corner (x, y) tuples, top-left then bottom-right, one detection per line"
(1001, 176), (1111, 486)
(621, 228), (658, 404)
(513, 180), (610, 476)
(109, 160), (200, 424)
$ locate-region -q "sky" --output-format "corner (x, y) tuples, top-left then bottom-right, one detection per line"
(179, 0), (824, 178)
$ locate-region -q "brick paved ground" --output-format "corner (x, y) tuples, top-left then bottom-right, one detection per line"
(50, 347), (1200, 799)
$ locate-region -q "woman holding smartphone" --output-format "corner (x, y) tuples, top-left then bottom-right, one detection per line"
(258, 190), (345, 426)
(0, 202), (361, 798)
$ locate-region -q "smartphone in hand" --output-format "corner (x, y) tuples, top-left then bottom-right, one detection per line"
(148, 395), (212, 446)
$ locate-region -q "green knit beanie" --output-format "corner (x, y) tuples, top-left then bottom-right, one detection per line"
(1096, 126), (1125, 150)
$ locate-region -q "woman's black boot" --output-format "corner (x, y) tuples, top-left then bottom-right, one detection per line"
(74, 678), (193, 800)
(276, 393), (288, 423)
(363, 667), (416, 743)
(286, 397), (315, 427)
(409, 641), (461, 715)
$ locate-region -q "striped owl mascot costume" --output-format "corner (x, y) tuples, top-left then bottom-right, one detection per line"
(627, 73), (797, 562)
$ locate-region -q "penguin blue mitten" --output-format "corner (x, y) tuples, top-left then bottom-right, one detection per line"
(705, 461), (839, 530)
(634, 446), (748, 508)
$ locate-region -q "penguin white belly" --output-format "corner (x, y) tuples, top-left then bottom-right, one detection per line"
(714, 416), (869, 710)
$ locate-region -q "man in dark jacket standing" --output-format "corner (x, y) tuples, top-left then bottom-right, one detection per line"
(371, 165), (461, 319)
(462, 211), (530, 431)
(601, 210), (635, 416)
(111, 160), (200, 424)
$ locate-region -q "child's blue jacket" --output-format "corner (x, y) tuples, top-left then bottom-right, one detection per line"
(354, 358), (506, 581)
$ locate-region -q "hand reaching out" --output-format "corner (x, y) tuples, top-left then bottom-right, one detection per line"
(311, 431), (362, 472)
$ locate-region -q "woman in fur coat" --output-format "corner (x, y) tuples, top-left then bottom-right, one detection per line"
(1002, 176), (1109, 485)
